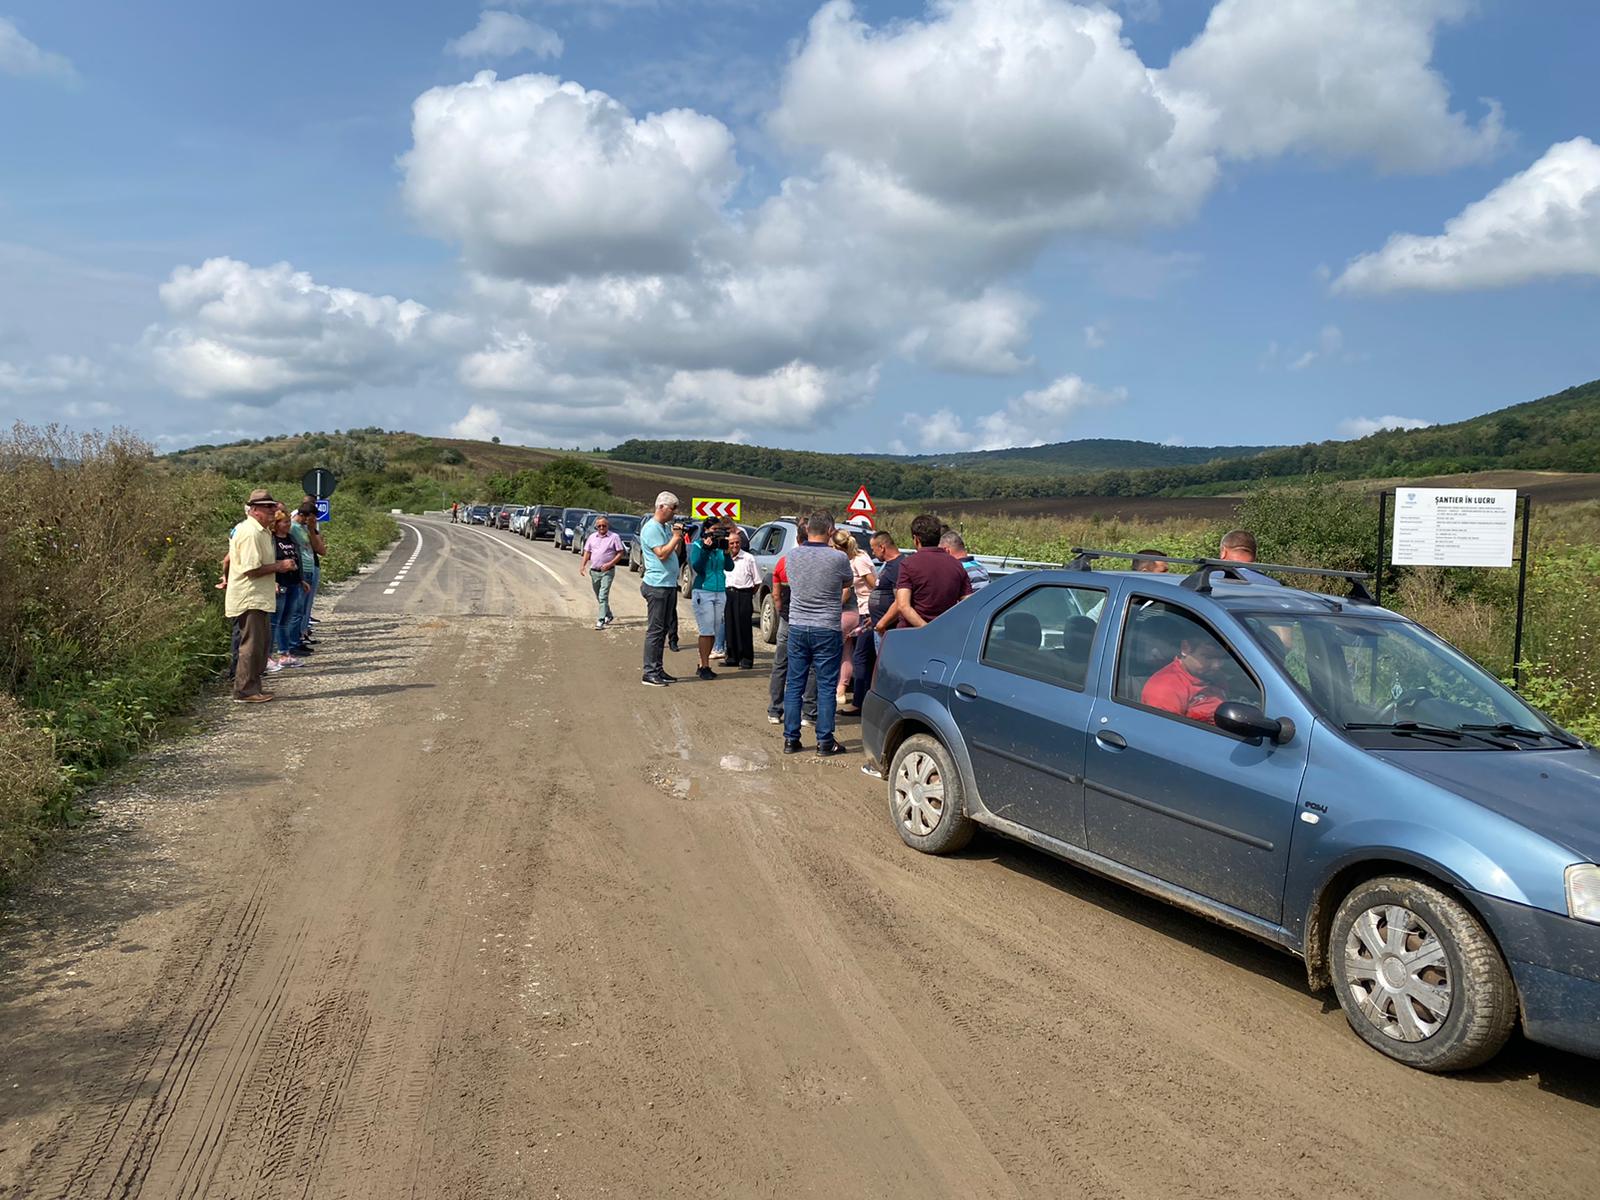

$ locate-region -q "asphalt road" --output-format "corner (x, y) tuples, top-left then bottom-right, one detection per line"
(2, 516), (1596, 1199)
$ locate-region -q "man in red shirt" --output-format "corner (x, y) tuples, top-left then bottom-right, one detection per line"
(875, 514), (972, 633)
(1141, 635), (1231, 723)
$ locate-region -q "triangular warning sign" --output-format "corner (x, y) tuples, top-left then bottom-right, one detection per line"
(848, 485), (876, 517)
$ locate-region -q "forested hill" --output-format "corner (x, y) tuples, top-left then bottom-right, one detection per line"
(608, 377), (1600, 501)
(895, 438), (1275, 476)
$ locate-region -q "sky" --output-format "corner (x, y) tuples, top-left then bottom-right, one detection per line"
(1, 0), (1597, 455)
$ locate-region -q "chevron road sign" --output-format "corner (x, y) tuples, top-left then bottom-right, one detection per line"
(692, 497), (742, 521)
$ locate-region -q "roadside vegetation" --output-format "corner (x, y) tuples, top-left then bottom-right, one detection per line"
(0, 424), (395, 883)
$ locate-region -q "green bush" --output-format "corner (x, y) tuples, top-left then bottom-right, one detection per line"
(0, 425), (397, 886)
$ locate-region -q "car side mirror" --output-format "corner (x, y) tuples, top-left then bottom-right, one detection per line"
(1214, 701), (1295, 746)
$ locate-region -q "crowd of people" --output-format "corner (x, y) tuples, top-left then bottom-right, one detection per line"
(610, 493), (1282, 761)
(221, 488), (328, 704)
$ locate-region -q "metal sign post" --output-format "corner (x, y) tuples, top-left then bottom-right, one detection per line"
(1374, 489), (1533, 688)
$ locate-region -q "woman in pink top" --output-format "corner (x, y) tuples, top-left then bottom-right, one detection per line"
(831, 529), (877, 713)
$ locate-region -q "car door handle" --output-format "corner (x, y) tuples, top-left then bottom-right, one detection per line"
(1095, 730), (1128, 750)
(954, 683), (979, 700)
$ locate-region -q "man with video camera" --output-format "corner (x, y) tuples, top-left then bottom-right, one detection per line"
(639, 491), (687, 687)
(687, 520), (732, 681)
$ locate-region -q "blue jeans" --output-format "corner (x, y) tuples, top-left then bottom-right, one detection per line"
(294, 563), (318, 645)
(783, 625), (842, 743)
(273, 585), (305, 655)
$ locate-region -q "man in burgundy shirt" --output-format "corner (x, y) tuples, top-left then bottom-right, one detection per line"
(1141, 635), (1231, 723)
(876, 513), (972, 634)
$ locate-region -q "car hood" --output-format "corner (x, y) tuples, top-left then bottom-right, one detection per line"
(1373, 747), (1600, 861)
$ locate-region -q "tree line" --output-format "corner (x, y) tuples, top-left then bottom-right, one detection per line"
(608, 377), (1600, 500)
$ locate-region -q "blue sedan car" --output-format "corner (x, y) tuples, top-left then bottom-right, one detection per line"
(862, 555), (1599, 1072)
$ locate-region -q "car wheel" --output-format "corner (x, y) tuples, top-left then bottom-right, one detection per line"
(887, 734), (975, 855)
(759, 592), (777, 644)
(679, 562), (693, 598)
(1329, 876), (1516, 1072)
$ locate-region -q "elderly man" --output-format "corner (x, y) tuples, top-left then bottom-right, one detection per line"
(939, 529), (989, 592)
(722, 527), (760, 670)
(227, 489), (297, 702)
(580, 514), (625, 629)
(639, 492), (686, 686)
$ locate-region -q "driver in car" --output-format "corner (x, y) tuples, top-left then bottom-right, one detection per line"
(1142, 635), (1231, 724)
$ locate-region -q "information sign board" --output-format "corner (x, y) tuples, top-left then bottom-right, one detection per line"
(315, 498), (331, 523)
(1392, 488), (1516, 567)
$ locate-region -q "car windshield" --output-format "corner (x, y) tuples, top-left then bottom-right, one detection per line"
(605, 516), (642, 535)
(1239, 612), (1576, 747)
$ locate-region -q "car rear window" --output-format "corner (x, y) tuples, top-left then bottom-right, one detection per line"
(980, 584), (1106, 690)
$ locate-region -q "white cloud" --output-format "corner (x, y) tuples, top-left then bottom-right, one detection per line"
(1164, 0), (1503, 172)
(1337, 414), (1431, 438)
(1083, 321), (1108, 349)
(1336, 138), (1600, 294)
(0, 354), (102, 394)
(771, 1), (1218, 254)
(1287, 324), (1344, 371)
(451, 403), (509, 442)
(446, 11), (563, 60)
(400, 72), (739, 280)
(902, 374), (1125, 451)
(0, 17), (75, 81)
(146, 258), (455, 402)
(900, 289), (1035, 375)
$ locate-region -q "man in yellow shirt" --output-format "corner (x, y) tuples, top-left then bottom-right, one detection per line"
(227, 489), (294, 702)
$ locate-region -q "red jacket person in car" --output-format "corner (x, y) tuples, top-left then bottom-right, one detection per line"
(1142, 636), (1231, 723)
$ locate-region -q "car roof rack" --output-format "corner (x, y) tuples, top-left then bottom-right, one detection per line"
(1064, 548), (1378, 605)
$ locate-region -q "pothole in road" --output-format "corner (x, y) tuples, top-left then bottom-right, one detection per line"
(719, 751), (769, 773)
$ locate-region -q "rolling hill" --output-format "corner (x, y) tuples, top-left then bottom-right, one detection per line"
(884, 438), (1276, 476)
(609, 377), (1600, 502)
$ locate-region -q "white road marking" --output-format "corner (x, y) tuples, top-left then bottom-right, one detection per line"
(463, 525), (568, 585)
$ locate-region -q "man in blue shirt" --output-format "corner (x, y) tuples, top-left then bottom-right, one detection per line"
(639, 492), (686, 686)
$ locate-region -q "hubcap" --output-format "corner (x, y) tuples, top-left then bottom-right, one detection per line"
(1342, 904), (1452, 1043)
(894, 752), (946, 837)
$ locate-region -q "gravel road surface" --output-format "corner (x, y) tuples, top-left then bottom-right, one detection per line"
(2, 516), (1595, 1198)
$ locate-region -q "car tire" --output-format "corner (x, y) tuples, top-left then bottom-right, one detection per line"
(759, 591), (777, 645)
(887, 734), (975, 856)
(679, 562), (693, 599)
(1329, 875), (1516, 1072)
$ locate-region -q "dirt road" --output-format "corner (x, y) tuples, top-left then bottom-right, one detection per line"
(2, 517), (1595, 1199)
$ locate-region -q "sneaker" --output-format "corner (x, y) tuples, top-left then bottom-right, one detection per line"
(658, 671), (679, 683)
(816, 738), (848, 757)
(861, 763), (884, 779)
(279, 655), (303, 668)
(292, 644), (313, 655)
(264, 659), (284, 674)
(767, 714), (781, 724)
(601, 615), (614, 627)
(696, 666), (717, 681)
(783, 738), (804, 754)
(709, 649), (725, 660)
(801, 717), (814, 728)
(595, 619), (605, 630)
(641, 674), (669, 687)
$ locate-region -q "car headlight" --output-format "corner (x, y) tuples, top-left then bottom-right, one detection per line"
(1566, 864), (1600, 924)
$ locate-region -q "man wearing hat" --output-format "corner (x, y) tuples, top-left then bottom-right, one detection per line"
(228, 489), (296, 702)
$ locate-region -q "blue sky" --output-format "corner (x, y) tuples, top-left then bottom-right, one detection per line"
(1, 0), (1597, 454)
